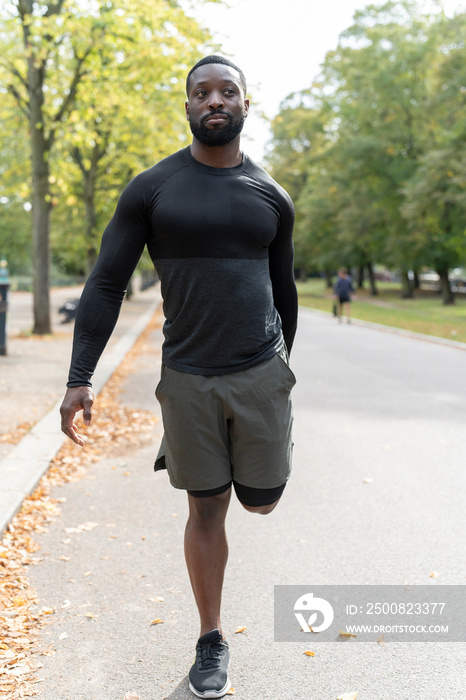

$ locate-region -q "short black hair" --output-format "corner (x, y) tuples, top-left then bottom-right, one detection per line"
(186, 55), (247, 96)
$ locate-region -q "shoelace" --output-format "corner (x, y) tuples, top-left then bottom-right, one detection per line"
(197, 640), (225, 670)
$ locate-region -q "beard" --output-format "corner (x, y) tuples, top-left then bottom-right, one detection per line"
(189, 110), (245, 146)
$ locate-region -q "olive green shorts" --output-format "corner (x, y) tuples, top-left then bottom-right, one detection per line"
(154, 352), (296, 492)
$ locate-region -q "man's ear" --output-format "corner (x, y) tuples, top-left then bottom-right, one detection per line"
(243, 98), (250, 118)
(185, 100), (190, 120)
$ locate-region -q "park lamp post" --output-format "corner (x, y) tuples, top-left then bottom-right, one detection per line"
(0, 258), (10, 356)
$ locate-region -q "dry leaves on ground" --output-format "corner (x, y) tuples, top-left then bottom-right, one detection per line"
(0, 422), (33, 445)
(0, 311), (161, 699)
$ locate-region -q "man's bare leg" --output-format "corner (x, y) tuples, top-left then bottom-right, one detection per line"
(184, 489), (232, 638)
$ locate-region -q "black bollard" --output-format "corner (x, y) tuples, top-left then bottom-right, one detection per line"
(0, 259), (10, 356)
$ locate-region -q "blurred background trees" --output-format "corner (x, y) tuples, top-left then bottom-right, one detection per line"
(0, 0), (216, 332)
(1, 0), (465, 335)
(266, 0), (466, 304)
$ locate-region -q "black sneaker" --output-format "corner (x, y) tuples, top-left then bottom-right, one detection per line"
(188, 629), (231, 698)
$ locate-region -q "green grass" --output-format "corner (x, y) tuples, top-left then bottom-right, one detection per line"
(297, 279), (466, 344)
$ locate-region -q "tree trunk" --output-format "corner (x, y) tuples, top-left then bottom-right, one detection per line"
(32, 169), (52, 334)
(27, 36), (52, 334)
(437, 267), (454, 305)
(357, 265), (365, 289)
(400, 270), (414, 299)
(438, 203), (455, 305)
(20, 0), (90, 333)
(84, 166), (98, 277)
(413, 270), (420, 290)
(324, 269), (333, 289)
(367, 261), (378, 296)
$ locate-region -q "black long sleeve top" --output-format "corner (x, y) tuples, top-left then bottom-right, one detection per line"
(67, 147), (297, 387)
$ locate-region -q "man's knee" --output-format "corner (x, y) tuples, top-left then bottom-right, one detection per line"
(187, 488), (231, 524)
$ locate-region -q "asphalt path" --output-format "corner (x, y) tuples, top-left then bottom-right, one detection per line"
(27, 309), (466, 700)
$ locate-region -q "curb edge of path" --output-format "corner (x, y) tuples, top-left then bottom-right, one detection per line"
(299, 305), (466, 352)
(0, 291), (162, 536)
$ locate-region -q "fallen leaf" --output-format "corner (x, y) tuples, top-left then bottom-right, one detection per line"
(149, 596), (164, 603)
(12, 597), (27, 606)
(84, 613), (95, 619)
(429, 572), (440, 578)
(303, 650), (315, 656)
(336, 693), (358, 700)
(64, 522), (98, 534)
(226, 689), (236, 696)
(41, 607), (55, 615)
(234, 626), (246, 634)
(338, 630), (357, 638)
(377, 635), (385, 646)
(123, 694), (140, 700)
(362, 478), (373, 484)
(59, 555), (70, 562)
(150, 618), (164, 625)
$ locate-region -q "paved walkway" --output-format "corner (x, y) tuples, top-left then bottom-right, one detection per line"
(18, 307), (466, 700)
(0, 282), (161, 531)
(0, 283), (160, 458)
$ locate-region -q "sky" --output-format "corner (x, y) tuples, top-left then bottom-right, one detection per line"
(189, 0), (464, 162)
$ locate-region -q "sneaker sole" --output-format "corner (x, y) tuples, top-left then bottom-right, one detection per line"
(188, 677), (231, 698)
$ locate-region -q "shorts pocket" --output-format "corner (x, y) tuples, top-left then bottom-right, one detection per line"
(276, 352), (297, 390)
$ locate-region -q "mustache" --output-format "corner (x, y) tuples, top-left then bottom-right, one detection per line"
(202, 110), (230, 123)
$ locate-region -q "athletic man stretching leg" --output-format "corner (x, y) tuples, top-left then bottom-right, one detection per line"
(60, 55), (297, 698)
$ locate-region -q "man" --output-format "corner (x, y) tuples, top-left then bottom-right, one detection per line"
(333, 267), (355, 323)
(60, 55), (297, 698)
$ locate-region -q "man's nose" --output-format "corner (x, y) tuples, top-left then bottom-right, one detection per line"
(208, 91), (224, 110)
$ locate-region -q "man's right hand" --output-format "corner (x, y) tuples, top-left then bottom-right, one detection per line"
(60, 386), (95, 446)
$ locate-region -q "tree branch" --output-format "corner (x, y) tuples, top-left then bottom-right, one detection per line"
(7, 84), (30, 118)
(2, 59), (30, 92)
(17, 0), (33, 18)
(46, 45), (93, 150)
(44, 0), (66, 17)
(71, 146), (86, 174)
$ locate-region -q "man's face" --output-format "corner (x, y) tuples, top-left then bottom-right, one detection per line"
(185, 63), (249, 147)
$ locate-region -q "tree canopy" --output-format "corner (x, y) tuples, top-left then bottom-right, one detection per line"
(266, 1), (466, 303)
(0, 0), (217, 330)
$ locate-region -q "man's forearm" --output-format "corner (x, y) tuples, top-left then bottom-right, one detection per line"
(67, 275), (126, 387)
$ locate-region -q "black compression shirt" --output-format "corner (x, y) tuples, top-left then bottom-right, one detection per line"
(67, 147), (297, 387)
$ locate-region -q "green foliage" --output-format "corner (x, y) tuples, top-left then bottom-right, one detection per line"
(0, 100), (31, 273)
(267, 1), (466, 298)
(0, 0), (217, 277)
